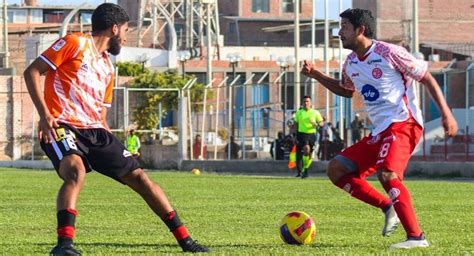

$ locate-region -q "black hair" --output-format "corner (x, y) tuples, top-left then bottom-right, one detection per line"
(302, 95), (311, 100)
(340, 8), (375, 39)
(92, 3), (130, 32)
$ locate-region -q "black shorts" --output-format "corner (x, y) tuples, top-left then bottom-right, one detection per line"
(296, 132), (316, 151)
(40, 123), (141, 183)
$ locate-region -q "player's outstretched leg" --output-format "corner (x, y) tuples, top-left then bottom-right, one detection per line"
(379, 171), (429, 249)
(50, 156), (86, 256)
(327, 159), (397, 236)
(121, 169), (209, 253)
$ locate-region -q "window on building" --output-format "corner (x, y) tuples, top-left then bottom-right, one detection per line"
(228, 22), (236, 34)
(31, 9), (43, 23)
(7, 9), (27, 24)
(252, 0), (269, 13)
(282, 0), (302, 13)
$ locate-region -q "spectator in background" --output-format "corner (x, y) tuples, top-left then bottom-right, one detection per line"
(125, 129), (141, 158)
(351, 113), (364, 144)
(192, 134), (207, 160)
(270, 131), (285, 160)
(225, 136), (241, 159)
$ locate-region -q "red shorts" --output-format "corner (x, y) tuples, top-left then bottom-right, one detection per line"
(338, 117), (422, 179)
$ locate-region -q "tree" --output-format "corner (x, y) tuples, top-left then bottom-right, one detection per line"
(116, 61), (150, 76)
(129, 72), (209, 131)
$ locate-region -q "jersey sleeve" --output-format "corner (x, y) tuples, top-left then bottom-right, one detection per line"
(314, 110), (323, 124)
(103, 74), (115, 107)
(40, 34), (80, 70)
(388, 46), (428, 82)
(340, 58), (356, 90)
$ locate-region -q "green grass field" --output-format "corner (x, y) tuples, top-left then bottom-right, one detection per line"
(0, 168), (473, 255)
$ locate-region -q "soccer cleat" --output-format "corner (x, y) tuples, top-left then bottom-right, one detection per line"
(295, 172), (301, 177)
(382, 204), (399, 237)
(301, 170), (308, 179)
(50, 243), (82, 256)
(179, 239), (210, 253)
(390, 235), (429, 249)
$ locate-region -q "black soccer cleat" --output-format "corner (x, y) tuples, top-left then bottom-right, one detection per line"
(179, 238), (210, 253)
(50, 243), (82, 256)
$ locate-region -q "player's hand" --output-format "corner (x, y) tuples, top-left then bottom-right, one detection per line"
(38, 114), (59, 143)
(301, 60), (314, 76)
(442, 114), (458, 137)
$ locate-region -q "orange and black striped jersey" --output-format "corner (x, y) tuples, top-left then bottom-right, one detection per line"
(40, 33), (115, 129)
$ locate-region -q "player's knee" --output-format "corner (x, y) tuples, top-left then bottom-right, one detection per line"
(377, 169), (399, 184)
(326, 159), (346, 184)
(59, 157), (86, 184)
(122, 168), (151, 187)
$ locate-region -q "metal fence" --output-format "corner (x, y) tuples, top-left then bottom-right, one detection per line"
(0, 66), (473, 162)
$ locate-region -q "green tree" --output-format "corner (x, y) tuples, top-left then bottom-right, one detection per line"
(129, 72), (210, 131)
(116, 61), (150, 76)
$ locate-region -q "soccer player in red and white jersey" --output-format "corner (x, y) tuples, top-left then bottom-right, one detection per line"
(24, 3), (208, 255)
(302, 8), (457, 249)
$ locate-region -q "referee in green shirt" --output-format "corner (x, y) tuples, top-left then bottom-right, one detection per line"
(294, 95), (323, 178)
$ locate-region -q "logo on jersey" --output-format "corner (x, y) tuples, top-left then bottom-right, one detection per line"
(123, 150), (132, 157)
(361, 84), (380, 102)
(350, 60), (358, 65)
(367, 134), (381, 145)
(351, 73), (359, 77)
(388, 188), (401, 200)
(372, 67), (383, 79)
(52, 39), (66, 51)
(367, 58), (382, 65)
(78, 63), (89, 76)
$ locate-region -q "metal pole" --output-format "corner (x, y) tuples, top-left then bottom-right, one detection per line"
(214, 77), (229, 159)
(200, 81), (214, 160)
(137, 0), (143, 47)
(338, 0), (344, 140)
(294, 0), (301, 109)
(465, 62), (474, 161)
(412, 0), (419, 53)
(310, 0), (316, 101)
(283, 69), (287, 136)
(206, 2), (212, 85)
(181, 61), (185, 78)
(324, 0), (330, 121)
(3, 0), (9, 68)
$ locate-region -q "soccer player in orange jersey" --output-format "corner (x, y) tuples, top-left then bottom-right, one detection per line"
(24, 3), (208, 255)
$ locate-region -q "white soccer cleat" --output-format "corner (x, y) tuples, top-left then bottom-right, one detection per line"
(390, 237), (430, 249)
(382, 204), (400, 237)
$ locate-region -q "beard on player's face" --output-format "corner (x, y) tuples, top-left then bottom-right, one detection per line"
(108, 35), (122, 56)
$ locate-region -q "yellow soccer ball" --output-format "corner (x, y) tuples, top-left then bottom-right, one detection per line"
(191, 168), (201, 175)
(280, 211), (316, 245)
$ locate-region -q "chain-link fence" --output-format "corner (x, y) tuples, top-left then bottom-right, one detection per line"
(0, 68), (473, 163)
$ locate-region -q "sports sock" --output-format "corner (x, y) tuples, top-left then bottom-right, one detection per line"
(336, 174), (391, 209)
(161, 210), (191, 244)
(382, 178), (422, 237)
(302, 155), (312, 169)
(57, 208), (77, 245)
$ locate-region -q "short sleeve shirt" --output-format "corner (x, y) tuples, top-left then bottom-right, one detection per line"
(341, 40), (428, 135)
(294, 108), (323, 134)
(40, 33), (115, 129)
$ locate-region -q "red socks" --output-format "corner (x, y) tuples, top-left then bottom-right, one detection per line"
(57, 208), (77, 244)
(162, 211), (190, 241)
(382, 178), (422, 237)
(336, 174), (391, 209)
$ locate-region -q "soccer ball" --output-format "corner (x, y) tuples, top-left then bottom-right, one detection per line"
(191, 168), (201, 175)
(279, 211), (316, 245)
